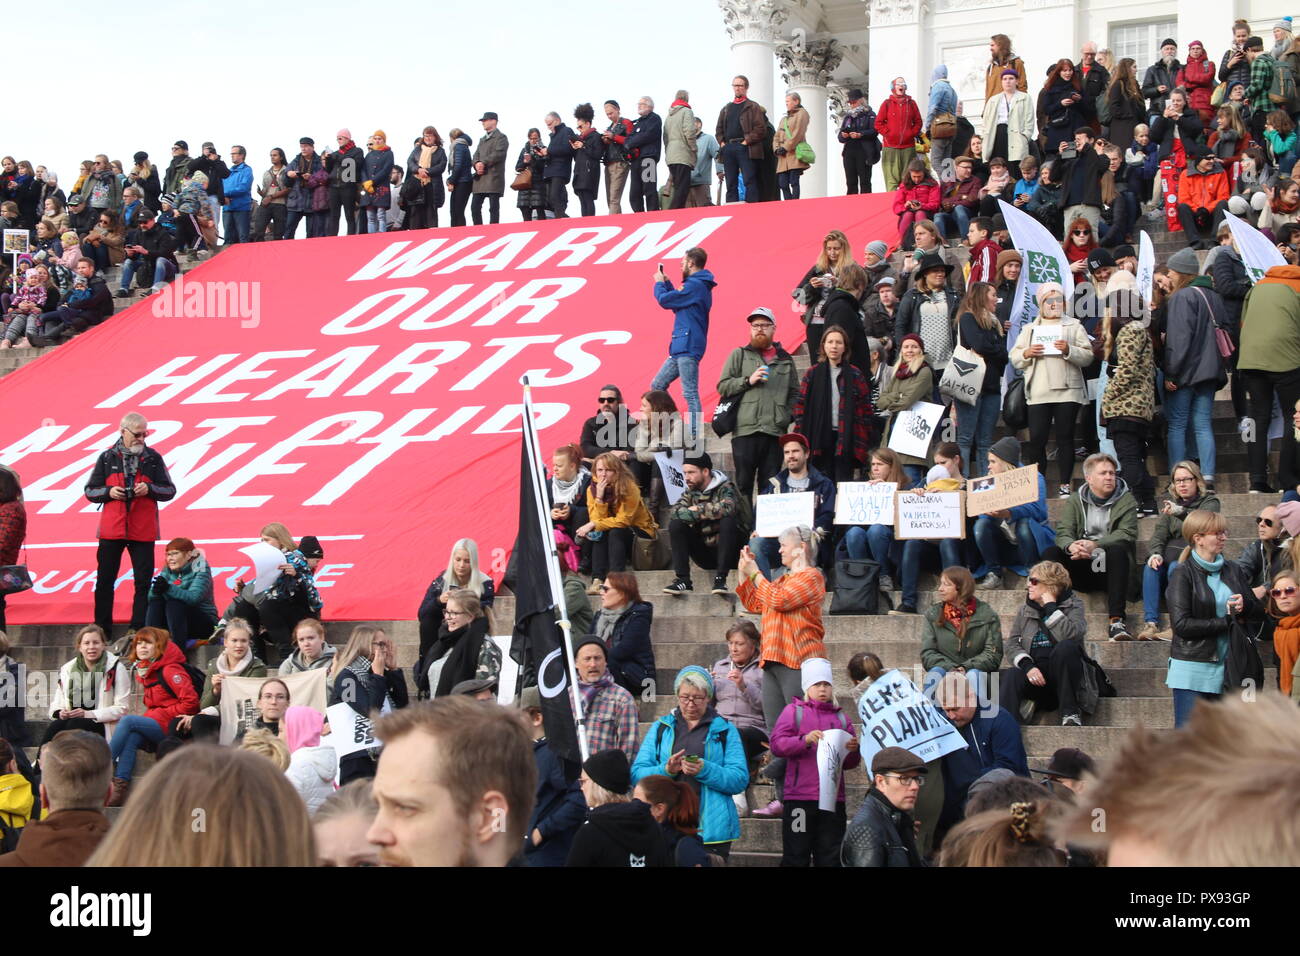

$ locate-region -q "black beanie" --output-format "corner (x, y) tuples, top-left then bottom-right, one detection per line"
(298, 535), (324, 559)
(573, 634), (608, 662)
(583, 749), (631, 794)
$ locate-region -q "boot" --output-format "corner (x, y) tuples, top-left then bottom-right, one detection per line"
(107, 777), (130, 808)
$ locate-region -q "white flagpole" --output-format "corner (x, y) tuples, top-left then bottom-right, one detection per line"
(521, 376), (591, 761)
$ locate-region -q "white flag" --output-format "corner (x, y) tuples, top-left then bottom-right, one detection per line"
(1224, 212), (1286, 283)
(1136, 230), (1155, 304)
(999, 199), (1075, 349)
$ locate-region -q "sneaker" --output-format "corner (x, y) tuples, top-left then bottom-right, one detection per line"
(662, 577), (693, 595)
(1058, 483), (1071, 499)
(1249, 481), (1276, 494)
(113, 288), (133, 298)
(879, 574), (895, 592)
(710, 574), (729, 595)
(887, 604), (917, 615)
(1108, 618), (1132, 641)
(1045, 446), (1058, 461)
(1135, 621), (1158, 641)
(1018, 699), (1037, 723)
(1061, 712), (1083, 727)
(1138, 501), (1159, 518)
(1151, 626), (1174, 641)
(586, 577), (603, 596)
(1075, 446), (1090, 461)
(1238, 417), (1252, 439)
(976, 571), (1002, 590)
(751, 799), (784, 818)
(1203, 479), (1215, 493)
(207, 624), (226, 645)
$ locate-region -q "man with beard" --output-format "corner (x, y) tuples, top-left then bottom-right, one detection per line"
(84, 412), (177, 636)
(652, 248), (715, 438)
(1141, 38), (1182, 121)
(368, 698), (536, 867)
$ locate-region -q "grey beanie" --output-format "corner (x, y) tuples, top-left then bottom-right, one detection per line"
(1166, 246), (1201, 276)
(1277, 17), (1293, 33)
(865, 239), (889, 260)
(988, 435), (1021, 468)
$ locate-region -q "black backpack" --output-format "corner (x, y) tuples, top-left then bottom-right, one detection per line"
(152, 660), (206, 701)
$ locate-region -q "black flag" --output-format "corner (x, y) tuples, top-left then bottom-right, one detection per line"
(509, 410), (582, 765)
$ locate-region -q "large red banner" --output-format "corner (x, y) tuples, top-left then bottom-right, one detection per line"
(0, 195), (896, 624)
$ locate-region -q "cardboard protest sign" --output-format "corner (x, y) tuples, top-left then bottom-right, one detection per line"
(834, 481), (896, 526)
(754, 491), (815, 537)
(965, 463), (1038, 516)
(856, 669), (967, 765)
(321, 701), (378, 759)
(217, 668), (329, 745)
(888, 401), (944, 460)
(895, 490), (965, 539)
(654, 450), (686, 504)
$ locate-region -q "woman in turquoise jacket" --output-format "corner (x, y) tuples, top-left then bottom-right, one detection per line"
(145, 537), (218, 649)
(632, 666), (749, 854)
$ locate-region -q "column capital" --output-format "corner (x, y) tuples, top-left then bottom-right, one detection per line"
(827, 83), (849, 121)
(718, 0), (789, 44)
(777, 38), (843, 88)
(868, 0), (928, 27)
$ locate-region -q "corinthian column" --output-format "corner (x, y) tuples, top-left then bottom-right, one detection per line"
(776, 39), (842, 199)
(718, 0), (789, 115)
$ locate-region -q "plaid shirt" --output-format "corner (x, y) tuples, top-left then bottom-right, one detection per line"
(792, 362), (874, 464)
(737, 568), (827, 671)
(582, 678), (640, 757)
(1246, 53), (1275, 108)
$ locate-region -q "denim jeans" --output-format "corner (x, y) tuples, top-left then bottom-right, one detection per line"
(778, 170), (802, 200)
(923, 666), (985, 701)
(900, 538), (962, 609)
(973, 516), (1040, 577)
(365, 207), (387, 233)
(955, 392), (1001, 478)
(721, 142), (757, 203)
(934, 205), (972, 240)
(110, 714), (164, 780)
(752, 536), (784, 580)
(1172, 688), (1219, 728)
(119, 256), (176, 291)
(1141, 558), (1179, 625)
(651, 354), (702, 425)
(1164, 380), (1217, 477)
(222, 207), (251, 244)
(843, 525), (896, 576)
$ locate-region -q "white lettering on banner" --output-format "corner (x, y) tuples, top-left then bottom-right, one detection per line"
(593, 218), (731, 264)
(471, 403), (567, 435)
(154, 418), (275, 509)
(856, 669), (967, 764)
(450, 336), (562, 391)
(895, 491), (965, 539)
(340, 342), (471, 395)
(95, 354), (241, 408)
(323, 287), (435, 335)
(321, 278), (587, 335)
(834, 482), (897, 526)
(526, 332), (634, 387)
(518, 227), (623, 269)
(436, 233), (540, 273)
(181, 350), (315, 404)
(471, 278), (588, 326)
(348, 236), (485, 281)
(754, 492), (816, 538)
(253, 347), (380, 401)
(395, 285), (492, 330)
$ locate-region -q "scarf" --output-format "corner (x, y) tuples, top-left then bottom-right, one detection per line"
(338, 140), (357, 155)
(595, 606), (625, 644)
(428, 620), (486, 697)
(69, 652), (109, 711)
(579, 670), (614, 711)
(803, 360), (839, 455)
(846, 102), (868, 118)
(115, 438), (141, 493)
(672, 99), (691, 108)
(942, 598), (977, 643)
(894, 357), (929, 381)
(733, 96), (748, 104)
(552, 469), (587, 507)
(1190, 551), (1231, 619)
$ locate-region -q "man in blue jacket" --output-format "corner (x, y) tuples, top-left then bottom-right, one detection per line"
(519, 688), (586, 866)
(625, 96), (662, 212)
(935, 672), (1028, 839)
(221, 146), (254, 244)
(540, 112), (575, 219)
(652, 247), (714, 438)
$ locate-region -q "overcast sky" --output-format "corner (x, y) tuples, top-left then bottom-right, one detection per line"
(11, 0), (737, 214)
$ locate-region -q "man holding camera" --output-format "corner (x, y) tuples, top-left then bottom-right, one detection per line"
(84, 413), (177, 637)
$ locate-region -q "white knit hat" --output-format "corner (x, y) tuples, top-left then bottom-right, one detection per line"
(801, 657), (834, 693)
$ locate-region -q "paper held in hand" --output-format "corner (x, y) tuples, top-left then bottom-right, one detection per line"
(887, 401), (944, 460)
(965, 463), (1039, 516)
(817, 728), (853, 812)
(654, 450), (686, 505)
(856, 669), (968, 765)
(1029, 326), (1063, 356)
(239, 541), (286, 595)
(895, 489), (965, 539)
(754, 491), (816, 538)
(834, 482), (897, 526)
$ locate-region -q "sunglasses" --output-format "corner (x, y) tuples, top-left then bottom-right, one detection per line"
(1257, 516), (1275, 527)
(1072, 229), (1092, 236)
(597, 396), (618, 404)
(1272, 586), (1297, 597)
(1027, 577), (1040, 585)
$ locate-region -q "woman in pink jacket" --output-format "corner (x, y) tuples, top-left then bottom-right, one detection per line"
(893, 159), (941, 249)
(769, 657), (861, 866)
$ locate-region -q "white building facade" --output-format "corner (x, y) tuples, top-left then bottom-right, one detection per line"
(719, 0), (1292, 197)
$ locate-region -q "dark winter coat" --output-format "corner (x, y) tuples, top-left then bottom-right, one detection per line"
(626, 111), (663, 161)
(571, 127), (604, 193)
(1163, 277), (1227, 390)
(841, 787), (924, 867)
(325, 144), (365, 192)
(1142, 58), (1183, 114)
(83, 444), (176, 542)
(544, 124), (575, 181)
(525, 737), (587, 866)
(595, 601), (655, 697)
(1209, 246), (1251, 335)
(565, 800), (670, 867)
(406, 146), (447, 208)
(1149, 111), (1204, 161)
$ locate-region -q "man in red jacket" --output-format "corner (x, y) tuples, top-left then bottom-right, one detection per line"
(84, 412), (177, 637)
(877, 77), (923, 191)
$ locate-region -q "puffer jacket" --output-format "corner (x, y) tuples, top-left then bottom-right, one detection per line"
(135, 640), (200, 733)
(286, 746), (338, 813)
(841, 787), (924, 867)
(49, 653), (132, 741)
(631, 710), (748, 845)
(920, 599), (1003, 672)
(1150, 491), (1220, 564)
(1167, 556), (1259, 663)
(769, 696), (861, 803)
(150, 553), (219, 623)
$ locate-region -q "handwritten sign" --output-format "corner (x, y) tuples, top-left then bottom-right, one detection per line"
(321, 702), (378, 759)
(654, 450), (686, 504)
(965, 463), (1039, 516)
(895, 490), (965, 539)
(1029, 325), (1063, 356)
(834, 482), (897, 526)
(887, 401), (944, 460)
(856, 669), (967, 765)
(817, 728), (853, 811)
(754, 491), (815, 538)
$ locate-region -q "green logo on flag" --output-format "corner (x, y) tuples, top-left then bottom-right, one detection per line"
(1247, 266), (1266, 283)
(1026, 251), (1062, 285)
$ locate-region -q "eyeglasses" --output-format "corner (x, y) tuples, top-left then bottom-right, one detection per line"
(750, 323), (775, 331)
(124, 428), (148, 439)
(597, 396), (618, 404)
(1257, 517), (1275, 527)
(259, 693), (288, 702)
(677, 694), (707, 704)
(882, 773), (925, 788)
(1273, 586), (1298, 597)
(1027, 576), (1040, 585)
